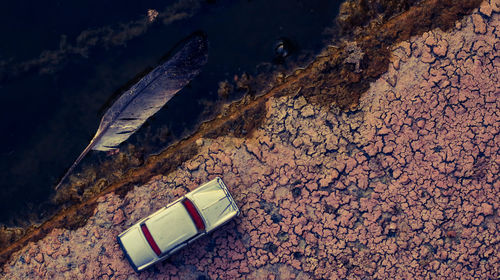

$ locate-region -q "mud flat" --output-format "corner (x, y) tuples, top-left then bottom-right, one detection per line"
(1, 0), (499, 278)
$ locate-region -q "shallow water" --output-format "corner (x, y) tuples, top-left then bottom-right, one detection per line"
(0, 0), (343, 224)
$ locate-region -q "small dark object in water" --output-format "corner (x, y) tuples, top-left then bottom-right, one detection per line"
(273, 37), (294, 63)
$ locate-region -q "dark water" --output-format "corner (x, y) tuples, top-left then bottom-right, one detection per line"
(0, 0), (342, 224)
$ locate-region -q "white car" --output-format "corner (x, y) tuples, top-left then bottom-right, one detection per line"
(117, 177), (240, 272)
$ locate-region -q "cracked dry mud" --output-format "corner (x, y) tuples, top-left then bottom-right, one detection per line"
(2, 1), (499, 279)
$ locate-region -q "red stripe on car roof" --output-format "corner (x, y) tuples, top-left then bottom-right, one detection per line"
(182, 198), (206, 232)
(140, 224), (162, 256)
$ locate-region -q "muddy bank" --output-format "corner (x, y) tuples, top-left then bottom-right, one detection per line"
(2, 0), (497, 277)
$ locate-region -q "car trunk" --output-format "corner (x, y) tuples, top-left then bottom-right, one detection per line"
(118, 227), (157, 270)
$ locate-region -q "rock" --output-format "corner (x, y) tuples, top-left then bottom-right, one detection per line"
(300, 105), (315, 117)
(196, 138), (204, 146)
(472, 14), (487, 34)
(34, 253), (44, 264)
(491, 0), (500, 12)
(472, 215), (484, 226)
(421, 47), (436, 63)
(479, 1), (493, 17)
(186, 160), (201, 171)
(424, 33), (437, 46)
(293, 96), (307, 110)
(433, 40), (448, 57)
(147, 9), (159, 23)
(416, 119), (426, 129)
(479, 203), (494, 216)
(112, 209), (125, 225)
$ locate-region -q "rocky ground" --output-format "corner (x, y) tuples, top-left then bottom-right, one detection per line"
(1, 0), (499, 279)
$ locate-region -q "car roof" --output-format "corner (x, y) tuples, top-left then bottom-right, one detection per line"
(144, 201), (198, 253)
(187, 178), (238, 231)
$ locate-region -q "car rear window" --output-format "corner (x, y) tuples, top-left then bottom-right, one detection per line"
(140, 223), (162, 256)
(182, 198), (206, 232)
